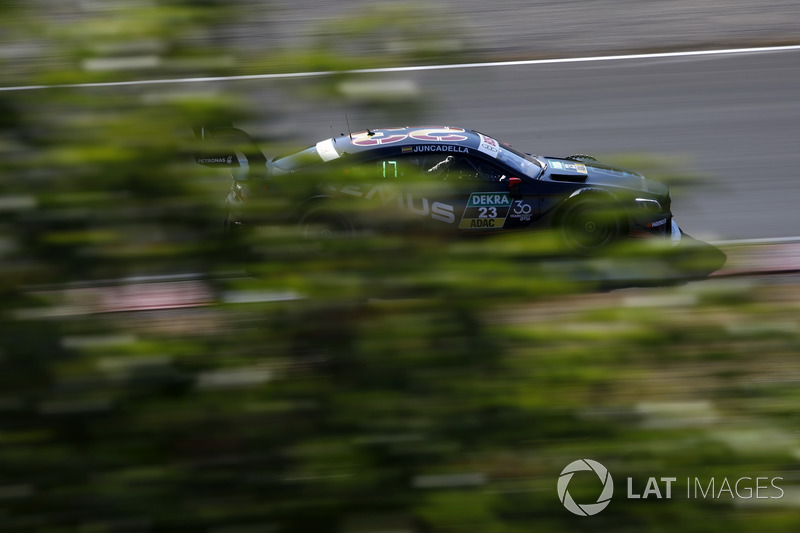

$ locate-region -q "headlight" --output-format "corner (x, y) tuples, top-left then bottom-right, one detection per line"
(634, 198), (662, 212)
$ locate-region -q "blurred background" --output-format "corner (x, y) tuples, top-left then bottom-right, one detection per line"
(1, 1), (800, 531)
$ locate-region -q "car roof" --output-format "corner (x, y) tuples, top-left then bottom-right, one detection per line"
(334, 126), (483, 153)
(269, 125), (552, 179)
(271, 126), (502, 172)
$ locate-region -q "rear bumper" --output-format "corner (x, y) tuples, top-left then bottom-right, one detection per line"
(670, 219), (682, 244)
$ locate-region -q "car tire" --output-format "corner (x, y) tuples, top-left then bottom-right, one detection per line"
(557, 196), (627, 255)
(300, 210), (355, 242)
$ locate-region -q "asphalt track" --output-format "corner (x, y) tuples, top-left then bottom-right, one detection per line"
(247, 46), (800, 243)
(6, 46), (798, 243)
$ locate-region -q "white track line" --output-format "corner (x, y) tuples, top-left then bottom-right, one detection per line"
(712, 236), (800, 246)
(2, 44), (800, 92)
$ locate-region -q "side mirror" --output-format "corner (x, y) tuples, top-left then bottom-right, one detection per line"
(193, 126), (267, 171)
(508, 176), (523, 198)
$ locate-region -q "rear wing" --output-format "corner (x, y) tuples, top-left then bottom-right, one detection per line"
(192, 125), (268, 174)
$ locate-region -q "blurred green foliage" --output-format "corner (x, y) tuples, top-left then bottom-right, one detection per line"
(0, 2), (799, 532)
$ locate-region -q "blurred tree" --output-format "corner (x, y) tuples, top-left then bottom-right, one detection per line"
(0, 2), (798, 533)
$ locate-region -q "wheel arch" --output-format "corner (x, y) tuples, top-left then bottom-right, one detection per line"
(295, 195), (358, 237)
(553, 187), (630, 254)
(295, 194), (335, 220)
(553, 187), (627, 225)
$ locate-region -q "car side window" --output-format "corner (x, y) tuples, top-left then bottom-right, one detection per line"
(368, 155), (422, 179)
(337, 155), (420, 181)
(423, 154), (506, 183)
(367, 152), (507, 183)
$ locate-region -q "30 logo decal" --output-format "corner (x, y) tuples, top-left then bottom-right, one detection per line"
(512, 200), (532, 216)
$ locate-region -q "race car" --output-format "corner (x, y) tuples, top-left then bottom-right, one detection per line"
(194, 125), (706, 257)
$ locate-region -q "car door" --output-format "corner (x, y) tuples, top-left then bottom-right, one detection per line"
(424, 152), (540, 234)
(363, 149), (541, 234)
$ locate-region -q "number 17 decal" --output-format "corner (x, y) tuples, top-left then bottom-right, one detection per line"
(382, 160), (398, 178)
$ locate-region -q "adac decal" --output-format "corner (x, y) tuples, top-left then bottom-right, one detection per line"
(459, 192), (512, 229)
(549, 160), (588, 174)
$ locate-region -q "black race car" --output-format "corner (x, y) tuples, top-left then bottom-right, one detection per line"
(195, 125), (717, 261)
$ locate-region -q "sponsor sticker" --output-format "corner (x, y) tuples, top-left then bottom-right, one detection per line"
(459, 192), (512, 229)
(549, 159), (588, 174)
(477, 133), (500, 158)
(509, 199), (533, 222)
(316, 139), (340, 162)
(197, 156), (234, 165)
(351, 129), (408, 146)
(409, 127), (468, 142)
(409, 145), (468, 154)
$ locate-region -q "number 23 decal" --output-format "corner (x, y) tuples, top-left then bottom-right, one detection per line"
(478, 206), (498, 218)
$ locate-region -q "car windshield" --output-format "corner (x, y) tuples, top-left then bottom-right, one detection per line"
(497, 144), (544, 179)
(271, 146), (324, 172)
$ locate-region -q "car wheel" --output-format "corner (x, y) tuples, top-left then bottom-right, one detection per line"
(300, 210), (355, 242)
(558, 197), (626, 254)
